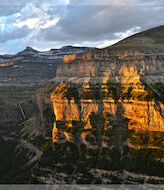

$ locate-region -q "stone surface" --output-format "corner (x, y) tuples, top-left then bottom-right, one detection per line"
(30, 26), (164, 184)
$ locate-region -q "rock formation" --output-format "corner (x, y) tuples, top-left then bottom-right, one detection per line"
(0, 61), (14, 67)
(51, 47), (164, 143)
(31, 26), (164, 184)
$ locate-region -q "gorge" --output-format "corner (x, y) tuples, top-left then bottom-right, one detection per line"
(0, 26), (164, 184)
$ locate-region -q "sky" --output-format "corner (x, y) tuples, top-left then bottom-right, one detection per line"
(0, 0), (164, 54)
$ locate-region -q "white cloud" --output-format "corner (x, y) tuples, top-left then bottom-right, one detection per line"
(13, 2), (60, 40)
(40, 17), (60, 29)
(15, 14), (60, 30)
(16, 18), (41, 29)
(96, 40), (120, 48)
(115, 26), (141, 39)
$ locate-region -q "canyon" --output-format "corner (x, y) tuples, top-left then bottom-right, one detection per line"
(0, 26), (164, 184)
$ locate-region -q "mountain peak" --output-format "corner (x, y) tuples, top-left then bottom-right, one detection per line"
(61, 45), (76, 50)
(24, 46), (37, 51)
(16, 47), (39, 55)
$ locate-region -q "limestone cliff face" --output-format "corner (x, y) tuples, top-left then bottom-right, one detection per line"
(31, 27), (164, 184)
(56, 49), (164, 80)
(51, 84), (164, 146)
(33, 48), (164, 183)
(51, 48), (164, 145)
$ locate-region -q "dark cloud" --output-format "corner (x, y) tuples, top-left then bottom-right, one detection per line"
(38, 4), (164, 44)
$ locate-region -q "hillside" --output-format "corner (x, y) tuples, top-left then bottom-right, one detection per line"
(107, 25), (164, 51)
(117, 25), (164, 44)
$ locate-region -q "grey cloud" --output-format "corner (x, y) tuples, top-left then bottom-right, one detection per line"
(0, 0), (31, 16)
(68, 0), (164, 6)
(38, 4), (164, 44)
(0, 0), (164, 53)
(0, 6), (23, 16)
(0, 0), (68, 6)
(0, 0), (34, 6)
(0, 26), (31, 43)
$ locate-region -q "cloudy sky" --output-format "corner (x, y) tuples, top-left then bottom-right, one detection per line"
(0, 0), (163, 54)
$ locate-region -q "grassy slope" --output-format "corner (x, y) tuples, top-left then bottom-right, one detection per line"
(103, 26), (164, 51)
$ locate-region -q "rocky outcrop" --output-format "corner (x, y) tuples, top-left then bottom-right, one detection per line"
(51, 47), (164, 144)
(56, 49), (164, 79)
(31, 26), (164, 184)
(31, 48), (164, 184)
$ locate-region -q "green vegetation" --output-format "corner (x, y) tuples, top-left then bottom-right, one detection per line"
(103, 43), (164, 52)
(56, 120), (85, 134)
(63, 86), (79, 101)
(0, 137), (34, 184)
(156, 40), (164, 45)
(81, 89), (102, 99)
(123, 146), (164, 178)
(152, 83), (164, 102)
(43, 106), (55, 122)
(128, 130), (164, 150)
(41, 141), (52, 152)
(55, 80), (162, 102)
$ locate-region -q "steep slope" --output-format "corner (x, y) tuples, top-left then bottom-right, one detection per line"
(28, 26), (164, 184)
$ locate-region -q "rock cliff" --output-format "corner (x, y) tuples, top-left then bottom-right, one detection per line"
(30, 26), (164, 184)
(51, 47), (164, 143)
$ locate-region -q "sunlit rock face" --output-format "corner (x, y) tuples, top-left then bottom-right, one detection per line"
(51, 48), (164, 146)
(56, 49), (164, 80)
(29, 48), (164, 184)
(0, 61), (14, 67)
(33, 29), (164, 183)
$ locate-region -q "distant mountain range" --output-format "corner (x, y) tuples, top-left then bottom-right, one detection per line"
(0, 46), (95, 86)
(0, 46), (95, 64)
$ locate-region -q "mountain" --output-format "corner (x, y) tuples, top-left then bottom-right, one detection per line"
(29, 26), (164, 184)
(0, 46), (95, 64)
(13, 46), (94, 64)
(0, 46), (95, 86)
(1, 26), (164, 184)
